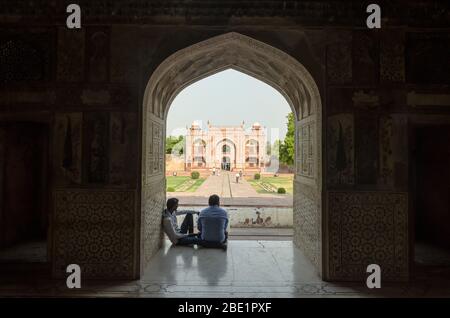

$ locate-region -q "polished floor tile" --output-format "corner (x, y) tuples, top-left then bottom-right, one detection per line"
(1, 240), (450, 298)
(142, 240), (322, 285)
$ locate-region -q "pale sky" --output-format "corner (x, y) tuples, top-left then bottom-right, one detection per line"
(166, 69), (292, 143)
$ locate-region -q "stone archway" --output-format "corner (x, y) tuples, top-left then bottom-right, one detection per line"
(142, 32), (323, 277)
(217, 138), (236, 171)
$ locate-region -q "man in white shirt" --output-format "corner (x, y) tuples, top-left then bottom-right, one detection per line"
(162, 198), (201, 246)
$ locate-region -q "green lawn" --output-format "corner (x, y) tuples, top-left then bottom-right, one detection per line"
(188, 178), (206, 192)
(247, 176), (293, 194)
(166, 176), (190, 188)
(166, 176), (205, 192)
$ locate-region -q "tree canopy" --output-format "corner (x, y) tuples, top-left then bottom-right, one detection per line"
(279, 112), (295, 166)
(166, 135), (184, 155)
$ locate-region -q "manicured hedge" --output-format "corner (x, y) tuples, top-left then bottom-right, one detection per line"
(277, 187), (286, 194)
(191, 171), (200, 179)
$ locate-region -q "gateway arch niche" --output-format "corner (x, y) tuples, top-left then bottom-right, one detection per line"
(217, 139), (236, 171)
(142, 33), (323, 276)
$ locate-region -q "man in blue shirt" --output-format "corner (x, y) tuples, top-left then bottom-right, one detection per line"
(197, 194), (229, 251)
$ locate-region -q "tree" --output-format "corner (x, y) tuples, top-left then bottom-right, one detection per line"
(166, 135), (184, 155)
(279, 112), (295, 166)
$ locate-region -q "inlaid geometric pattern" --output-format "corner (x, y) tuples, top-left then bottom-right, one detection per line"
(142, 182), (165, 268)
(0, 39), (48, 83)
(2, 2), (446, 28)
(297, 122), (314, 178)
(380, 32), (405, 83)
(144, 118), (165, 185)
(52, 190), (137, 279)
(293, 183), (321, 270)
(327, 38), (352, 84)
(328, 191), (408, 281)
(57, 28), (84, 82)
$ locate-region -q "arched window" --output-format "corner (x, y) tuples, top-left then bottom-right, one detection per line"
(246, 139), (259, 156)
(245, 140), (259, 168)
(193, 139), (206, 156)
(222, 144), (231, 153)
(245, 156), (259, 167)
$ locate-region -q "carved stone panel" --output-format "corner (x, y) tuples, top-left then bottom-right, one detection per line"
(327, 114), (355, 186)
(378, 115), (408, 189)
(293, 182), (321, 270)
(84, 112), (109, 184)
(379, 116), (395, 187)
(327, 88), (353, 115)
(109, 112), (138, 187)
(53, 190), (136, 279)
(406, 33), (450, 84)
(328, 191), (408, 281)
(352, 90), (380, 111)
(87, 28), (109, 83)
(142, 180), (165, 269)
(0, 31), (53, 83)
(57, 28), (85, 82)
(380, 31), (405, 83)
(53, 113), (83, 186)
(353, 31), (378, 85)
(144, 32), (321, 123)
(145, 117), (164, 184)
(111, 26), (139, 83)
(2, 1), (448, 27)
(297, 120), (314, 179)
(355, 114), (378, 185)
(327, 33), (352, 84)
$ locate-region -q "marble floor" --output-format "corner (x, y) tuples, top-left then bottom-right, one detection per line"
(0, 241), (47, 263)
(1, 240), (450, 298)
(229, 228), (293, 240)
(415, 242), (450, 266)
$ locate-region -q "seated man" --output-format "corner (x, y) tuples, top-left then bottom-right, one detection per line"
(162, 198), (201, 246)
(197, 194), (229, 251)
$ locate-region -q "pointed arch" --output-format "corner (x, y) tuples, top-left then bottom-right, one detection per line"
(142, 32), (323, 277)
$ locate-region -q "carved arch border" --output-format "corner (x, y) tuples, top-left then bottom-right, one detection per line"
(143, 32), (322, 189)
(216, 137), (237, 149)
(142, 32), (324, 275)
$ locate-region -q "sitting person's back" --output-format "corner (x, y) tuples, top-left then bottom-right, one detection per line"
(198, 211), (228, 242)
(198, 194), (228, 244)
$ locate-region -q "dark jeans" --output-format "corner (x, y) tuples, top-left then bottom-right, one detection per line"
(178, 234), (202, 245)
(199, 232), (228, 248)
(177, 213), (202, 246)
(179, 212), (194, 234)
(177, 214), (229, 247)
